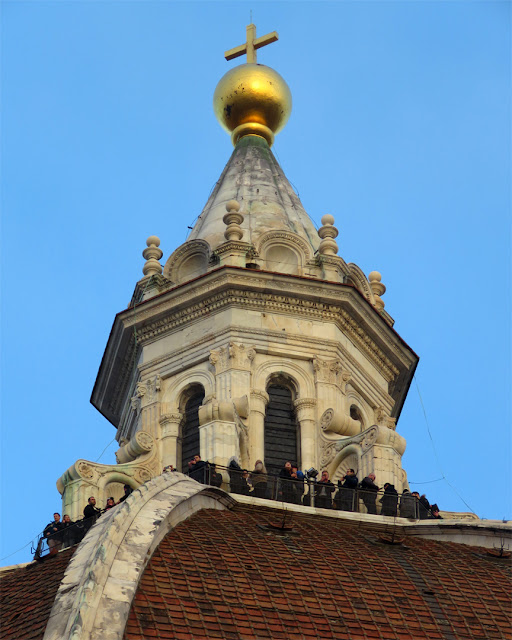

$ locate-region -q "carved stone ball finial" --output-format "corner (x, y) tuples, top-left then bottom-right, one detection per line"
(223, 200), (244, 241)
(142, 235), (163, 277)
(369, 270), (386, 312)
(318, 214), (339, 256)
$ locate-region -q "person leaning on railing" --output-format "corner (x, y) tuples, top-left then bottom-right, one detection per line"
(250, 460), (268, 498)
(359, 474), (380, 514)
(380, 483), (399, 516)
(335, 469), (358, 511)
(399, 489), (417, 518)
(43, 513), (64, 553)
(315, 470), (335, 509)
(209, 463), (223, 488)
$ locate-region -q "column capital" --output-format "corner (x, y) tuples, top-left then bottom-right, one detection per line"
(159, 412), (183, 425)
(293, 397), (317, 419)
(250, 389), (269, 414)
(210, 342), (256, 374)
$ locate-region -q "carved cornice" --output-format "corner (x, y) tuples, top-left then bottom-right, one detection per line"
(214, 241), (255, 256)
(135, 288), (399, 381)
(99, 269), (416, 428)
(209, 342), (256, 373)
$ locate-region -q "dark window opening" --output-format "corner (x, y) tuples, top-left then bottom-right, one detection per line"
(264, 384), (299, 476)
(181, 390), (205, 472)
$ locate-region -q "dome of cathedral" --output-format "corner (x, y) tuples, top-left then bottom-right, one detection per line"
(213, 63), (292, 146)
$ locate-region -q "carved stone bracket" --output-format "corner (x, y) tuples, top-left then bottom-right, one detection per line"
(145, 375), (162, 403)
(57, 431), (160, 521)
(319, 425), (379, 468)
(131, 375), (162, 414)
(374, 406), (397, 431)
(209, 342), (256, 373)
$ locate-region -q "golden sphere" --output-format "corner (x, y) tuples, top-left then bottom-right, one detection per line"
(213, 64), (292, 147)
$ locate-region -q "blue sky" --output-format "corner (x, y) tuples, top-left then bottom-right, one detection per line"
(1, 1), (510, 565)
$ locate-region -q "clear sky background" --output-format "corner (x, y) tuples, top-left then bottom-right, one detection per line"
(1, 1), (510, 565)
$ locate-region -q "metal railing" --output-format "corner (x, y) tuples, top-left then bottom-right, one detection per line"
(34, 466), (438, 559)
(33, 512), (106, 560)
(182, 464), (438, 520)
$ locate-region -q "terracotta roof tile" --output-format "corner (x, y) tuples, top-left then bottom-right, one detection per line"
(124, 503), (512, 640)
(0, 547), (75, 640)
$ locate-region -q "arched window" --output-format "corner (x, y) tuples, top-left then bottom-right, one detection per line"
(264, 384), (299, 476)
(180, 388), (205, 472)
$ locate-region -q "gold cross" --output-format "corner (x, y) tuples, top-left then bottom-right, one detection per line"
(224, 24), (278, 64)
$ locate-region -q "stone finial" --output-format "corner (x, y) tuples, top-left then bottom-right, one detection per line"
(318, 214), (339, 256)
(223, 200), (244, 241)
(369, 270), (386, 312)
(142, 236), (163, 276)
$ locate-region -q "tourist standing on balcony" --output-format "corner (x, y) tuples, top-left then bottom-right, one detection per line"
(380, 483), (399, 516)
(279, 461), (296, 503)
(359, 473), (379, 514)
(399, 489), (417, 518)
(43, 513), (64, 552)
(188, 454), (209, 483)
(83, 496), (102, 533)
(336, 469), (359, 511)
(251, 460), (268, 498)
(315, 470), (335, 509)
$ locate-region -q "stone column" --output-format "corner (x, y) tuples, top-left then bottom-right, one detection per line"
(249, 389), (269, 464)
(159, 412), (183, 470)
(294, 398), (317, 472)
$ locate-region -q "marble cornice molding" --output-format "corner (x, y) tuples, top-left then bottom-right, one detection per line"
(213, 240), (255, 256)
(122, 269), (413, 367)
(132, 287), (400, 382)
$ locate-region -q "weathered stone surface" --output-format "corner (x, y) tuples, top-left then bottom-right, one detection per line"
(42, 474), (236, 640)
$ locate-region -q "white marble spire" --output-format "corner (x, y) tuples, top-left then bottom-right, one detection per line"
(187, 135), (320, 253)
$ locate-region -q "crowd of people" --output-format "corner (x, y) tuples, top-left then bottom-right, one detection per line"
(183, 456), (443, 520)
(40, 485), (133, 556)
(40, 457), (442, 557)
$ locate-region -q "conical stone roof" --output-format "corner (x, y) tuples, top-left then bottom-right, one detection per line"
(188, 135), (320, 253)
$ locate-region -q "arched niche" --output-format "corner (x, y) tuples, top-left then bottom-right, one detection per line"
(346, 263), (373, 303)
(256, 231), (313, 276)
(163, 239), (211, 284)
(264, 244), (299, 275)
